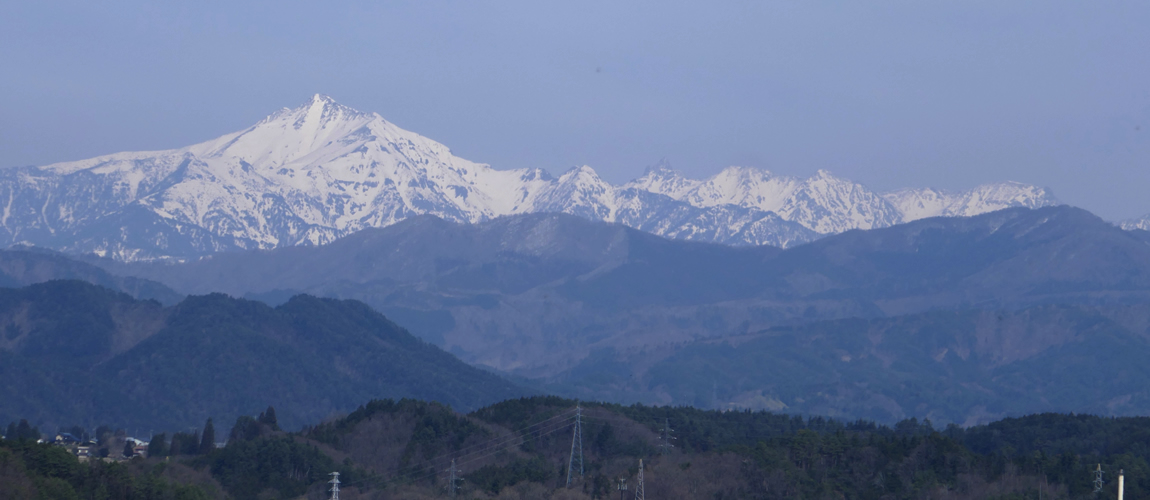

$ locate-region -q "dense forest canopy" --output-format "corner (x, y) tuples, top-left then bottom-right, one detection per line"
(7, 397), (1144, 499)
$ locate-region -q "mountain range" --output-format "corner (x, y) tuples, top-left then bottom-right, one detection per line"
(0, 94), (1059, 261)
(83, 205), (1150, 388)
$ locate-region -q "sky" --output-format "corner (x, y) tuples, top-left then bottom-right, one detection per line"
(1, 1), (1148, 221)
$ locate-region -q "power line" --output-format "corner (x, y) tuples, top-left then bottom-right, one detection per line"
(398, 411), (575, 481)
(335, 407), (578, 490)
(394, 413), (578, 487)
(385, 409), (574, 482)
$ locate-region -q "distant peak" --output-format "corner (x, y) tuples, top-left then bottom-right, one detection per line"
(715, 165), (776, 179)
(561, 165), (603, 179)
(286, 93), (367, 117)
(640, 158), (680, 178)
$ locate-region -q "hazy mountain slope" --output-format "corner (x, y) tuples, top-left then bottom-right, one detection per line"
(1, 95), (1058, 260)
(548, 303), (1150, 425)
(87, 206), (1150, 378)
(0, 280), (526, 430)
(760, 205), (1150, 314)
(0, 248), (182, 304)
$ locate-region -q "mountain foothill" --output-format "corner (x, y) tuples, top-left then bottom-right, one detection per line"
(2, 95), (1150, 439)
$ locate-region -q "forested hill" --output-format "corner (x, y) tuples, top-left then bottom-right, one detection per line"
(0, 280), (528, 431)
(8, 396), (1142, 499)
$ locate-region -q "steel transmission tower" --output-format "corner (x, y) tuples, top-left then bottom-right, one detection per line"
(659, 418), (676, 455)
(328, 472), (340, 500)
(447, 459), (462, 497)
(566, 405), (584, 487)
(634, 459), (645, 500)
(1093, 464), (1104, 494)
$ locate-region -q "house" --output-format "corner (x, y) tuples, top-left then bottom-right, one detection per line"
(53, 433), (81, 445)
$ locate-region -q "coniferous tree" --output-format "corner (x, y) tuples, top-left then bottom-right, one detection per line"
(148, 433), (168, 458)
(200, 418), (216, 454)
(228, 416), (261, 443)
(123, 441), (134, 458)
(95, 425), (111, 447)
(14, 420), (38, 441)
(258, 406), (279, 431)
(168, 435), (181, 456)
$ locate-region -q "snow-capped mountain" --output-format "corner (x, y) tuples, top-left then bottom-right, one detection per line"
(626, 162), (1056, 234)
(1121, 214), (1150, 232)
(0, 95), (1058, 261)
(883, 182), (1060, 222)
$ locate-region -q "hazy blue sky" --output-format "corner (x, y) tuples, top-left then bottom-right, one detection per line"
(2, 1), (1148, 220)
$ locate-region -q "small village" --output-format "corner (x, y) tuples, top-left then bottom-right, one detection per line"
(3, 420), (227, 464)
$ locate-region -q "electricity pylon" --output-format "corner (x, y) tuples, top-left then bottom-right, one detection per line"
(635, 459), (645, 500)
(659, 418), (676, 455)
(328, 472), (340, 500)
(566, 405), (584, 487)
(1094, 464), (1104, 494)
(447, 459), (462, 497)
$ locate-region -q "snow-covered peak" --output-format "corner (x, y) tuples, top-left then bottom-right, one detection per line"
(884, 181), (1060, 222)
(530, 165), (618, 220)
(188, 95), (378, 167)
(678, 166), (799, 214)
(1120, 213), (1150, 232)
(955, 182), (1058, 216)
(778, 169), (901, 233)
(882, 187), (954, 222)
(623, 160), (701, 200)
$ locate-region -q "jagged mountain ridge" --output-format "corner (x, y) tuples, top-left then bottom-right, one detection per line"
(1, 95), (1058, 260)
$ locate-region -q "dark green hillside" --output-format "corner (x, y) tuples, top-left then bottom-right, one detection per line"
(0, 437), (222, 499)
(0, 280), (527, 431)
(129, 396), (1150, 499)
